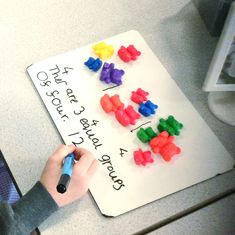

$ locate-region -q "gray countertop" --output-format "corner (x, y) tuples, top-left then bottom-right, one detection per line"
(148, 193), (235, 235)
(0, 1), (234, 234)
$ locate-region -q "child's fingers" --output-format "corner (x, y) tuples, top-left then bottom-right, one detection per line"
(87, 159), (99, 177)
(74, 147), (92, 161)
(73, 152), (96, 174)
(50, 144), (76, 165)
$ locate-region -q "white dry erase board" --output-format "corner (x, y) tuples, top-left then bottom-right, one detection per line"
(27, 30), (234, 217)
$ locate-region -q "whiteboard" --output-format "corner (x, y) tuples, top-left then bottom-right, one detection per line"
(27, 30), (234, 216)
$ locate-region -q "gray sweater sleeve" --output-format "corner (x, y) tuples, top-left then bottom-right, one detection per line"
(0, 181), (59, 235)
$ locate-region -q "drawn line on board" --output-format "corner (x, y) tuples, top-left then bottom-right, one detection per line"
(130, 121), (152, 133)
(102, 85), (120, 91)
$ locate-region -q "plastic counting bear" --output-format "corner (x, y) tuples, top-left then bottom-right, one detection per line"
(84, 57), (102, 72)
(100, 62), (125, 85)
(150, 131), (181, 161)
(133, 149), (154, 166)
(138, 100), (158, 117)
(100, 94), (124, 113)
(137, 127), (157, 143)
(131, 88), (149, 104)
(92, 41), (114, 60)
(115, 105), (141, 126)
(118, 45), (141, 62)
(160, 142), (181, 162)
(157, 115), (183, 136)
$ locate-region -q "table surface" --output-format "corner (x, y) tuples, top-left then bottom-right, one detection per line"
(0, 1), (234, 234)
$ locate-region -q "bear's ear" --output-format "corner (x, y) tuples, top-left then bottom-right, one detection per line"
(160, 131), (168, 137)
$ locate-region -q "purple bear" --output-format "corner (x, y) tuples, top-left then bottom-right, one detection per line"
(111, 69), (125, 85)
(100, 62), (125, 85)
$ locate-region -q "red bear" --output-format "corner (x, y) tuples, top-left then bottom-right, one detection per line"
(100, 94), (124, 113)
(131, 88), (149, 104)
(134, 149), (154, 166)
(118, 45), (141, 62)
(150, 131), (181, 161)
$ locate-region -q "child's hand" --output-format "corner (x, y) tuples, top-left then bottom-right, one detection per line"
(40, 144), (99, 207)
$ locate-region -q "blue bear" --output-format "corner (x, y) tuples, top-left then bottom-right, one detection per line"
(84, 57), (102, 72)
(138, 100), (158, 117)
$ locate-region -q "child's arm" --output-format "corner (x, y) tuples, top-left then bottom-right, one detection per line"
(0, 181), (58, 235)
(0, 145), (99, 235)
